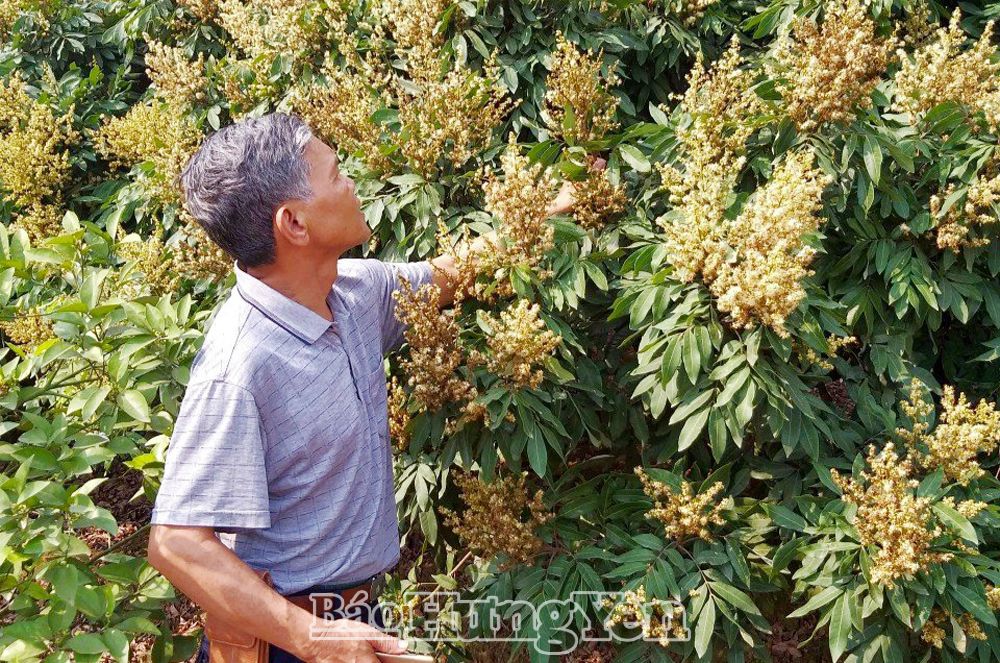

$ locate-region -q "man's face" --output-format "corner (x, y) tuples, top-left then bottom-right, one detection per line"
(295, 136), (371, 252)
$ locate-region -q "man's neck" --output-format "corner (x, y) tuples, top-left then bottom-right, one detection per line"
(245, 254), (340, 322)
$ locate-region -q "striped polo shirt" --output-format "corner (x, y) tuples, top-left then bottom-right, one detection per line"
(150, 257), (434, 595)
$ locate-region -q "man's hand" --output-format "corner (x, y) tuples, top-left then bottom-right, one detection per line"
(545, 157), (608, 217)
(301, 619), (409, 663)
(147, 525), (407, 662)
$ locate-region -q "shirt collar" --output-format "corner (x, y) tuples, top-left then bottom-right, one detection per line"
(233, 260), (338, 344)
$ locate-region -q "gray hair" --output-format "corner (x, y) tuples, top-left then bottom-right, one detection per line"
(179, 112), (315, 267)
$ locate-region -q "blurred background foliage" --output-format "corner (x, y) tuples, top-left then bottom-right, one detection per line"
(2, 0), (1000, 661)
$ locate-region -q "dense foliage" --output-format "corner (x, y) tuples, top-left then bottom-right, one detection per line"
(3, 0), (1000, 661)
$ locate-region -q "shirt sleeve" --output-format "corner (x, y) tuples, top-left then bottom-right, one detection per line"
(150, 379), (271, 530)
(362, 259), (436, 355)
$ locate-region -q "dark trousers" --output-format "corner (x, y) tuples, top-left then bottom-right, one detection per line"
(194, 584), (386, 663)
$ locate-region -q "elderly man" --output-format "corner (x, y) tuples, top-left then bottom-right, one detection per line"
(146, 112), (579, 663)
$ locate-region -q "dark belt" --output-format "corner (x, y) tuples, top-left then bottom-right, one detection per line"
(284, 575), (384, 617)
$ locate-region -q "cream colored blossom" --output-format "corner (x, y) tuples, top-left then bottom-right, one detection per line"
(388, 376), (411, 453)
(0, 73), (78, 241)
(94, 100), (202, 206)
(483, 136), (561, 272)
(543, 32), (620, 144)
(292, 51), (392, 172)
(931, 161), (1000, 251)
(795, 335), (858, 371)
(145, 40), (207, 107)
(601, 585), (686, 647)
(707, 149), (831, 335)
(439, 472), (552, 567)
(571, 161), (627, 231)
(394, 60), (515, 177)
(370, 0), (451, 78)
(0, 308), (55, 353)
(893, 11), (1000, 131)
(469, 300), (561, 390)
(898, 379), (1000, 485)
(832, 443), (962, 587)
(635, 468), (726, 541)
(656, 38), (764, 282)
(768, 0), (896, 131)
(391, 275), (478, 413)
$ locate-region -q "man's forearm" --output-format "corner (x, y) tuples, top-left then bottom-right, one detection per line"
(148, 526), (314, 659)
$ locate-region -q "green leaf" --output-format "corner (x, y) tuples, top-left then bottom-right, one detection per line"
(618, 145), (650, 173)
(419, 509), (438, 546)
(709, 582), (763, 617)
(863, 135), (883, 185)
(952, 583), (997, 627)
(677, 407), (710, 452)
(527, 432), (547, 477)
(767, 504), (808, 532)
(828, 593), (851, 662)
(66, 634), (107, 656)
(788, 586), (842, 618)
(694, 597), (715, 657)
(117, 389), (150, 423)
(932, 501), (977, 544)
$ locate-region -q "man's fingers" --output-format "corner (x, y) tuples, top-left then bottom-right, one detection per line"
(366, 629), (408, 654)
(339, 621), (407, 654)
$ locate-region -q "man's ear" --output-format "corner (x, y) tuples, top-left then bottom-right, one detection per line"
(273, 204), (309, 247)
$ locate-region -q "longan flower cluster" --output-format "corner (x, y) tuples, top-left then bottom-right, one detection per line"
(707, 149), (831, 335)
(115, 234), (179, 297)
(112, 216), (231, 299)
(656, 39), (765, 283)
(658, 0), (719, 26)
(767, 0), (896, 131)
(898, 0), (937, 48)
(921, 609), (987, 649)
(570, 162), (627, 231)
(0, 308), (55, 353)
(635, 468), (727, 541)
(796, 335), (858, 371)
(371, 0), (451, 77)
(468, 300), (561, 390)
(93, 100), (202, 206)
(601, 585), (686, 647)
(0, 2), (20, 38)
(388, 375), (411, 453)
(831, 443), (957, 587)
(987, 585), (1000, 611)
(439, 472), (552, 567)
(217, 0), (347, 112)
(144, 40), (207, 107)
(931, 164), (1000, 250)
(898, 379), (1000, 486)
(172, 216), (234, 283)
(218, 0), (334, 63)
(543, 33), (621, 144)
(176, 0), (216, 21)
(293, 53), (392, 172)
(0, 73), (78, 241)
(483, 137), (561, 274)
(893, 11), (1000, 131)
(0, 0), (58, 39)
(391, 276), (478, 413)
(395, 63), (515, 177)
